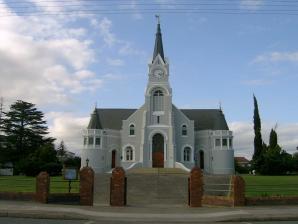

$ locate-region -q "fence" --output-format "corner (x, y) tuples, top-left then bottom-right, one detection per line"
(0, 167), (94, 205)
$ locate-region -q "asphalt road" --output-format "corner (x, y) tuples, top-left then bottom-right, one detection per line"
(1, 218), (298, 224)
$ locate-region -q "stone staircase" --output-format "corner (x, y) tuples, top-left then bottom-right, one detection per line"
(93, 168), (232, 206)
(203, 175), (232, 196)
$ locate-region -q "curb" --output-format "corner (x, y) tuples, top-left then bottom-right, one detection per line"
(0, 210), (88, 221)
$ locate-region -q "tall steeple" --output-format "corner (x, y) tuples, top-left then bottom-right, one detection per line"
(153, 15), (165, 62)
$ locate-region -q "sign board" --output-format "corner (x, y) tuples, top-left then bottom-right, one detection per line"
(63, 168), (78, 180)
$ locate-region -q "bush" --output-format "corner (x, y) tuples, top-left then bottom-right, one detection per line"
(42, 162), (62, 176)
(64, 156), (81, 169)
(16, 159), (43, 176)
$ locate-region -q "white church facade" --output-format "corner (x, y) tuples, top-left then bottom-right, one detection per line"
(81, 20), (235, 175)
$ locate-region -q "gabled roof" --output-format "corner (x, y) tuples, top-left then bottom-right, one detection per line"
(93, 108), (136, 130)
(181, 109), (229, 131)
(87, 108), (229, 131)
(87, 108), (102, 129)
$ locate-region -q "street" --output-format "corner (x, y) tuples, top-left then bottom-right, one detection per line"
(1, 218), (298, 224)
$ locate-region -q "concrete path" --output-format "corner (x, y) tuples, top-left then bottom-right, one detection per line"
(0, 200), (298, 223)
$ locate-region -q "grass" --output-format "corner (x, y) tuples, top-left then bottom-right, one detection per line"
(241, 175), (298, 197)
(0, 176), (79, 193)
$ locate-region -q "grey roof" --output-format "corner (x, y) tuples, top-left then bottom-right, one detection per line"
(91, 108), (137, 130)
(153, 22), (165, 62)
(87, 108), (229, 131)
(181, 109), (229, 131)
(87, 109), (102, 129)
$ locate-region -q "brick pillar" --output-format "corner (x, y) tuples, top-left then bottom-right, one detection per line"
(189, 167), (203, 207)
(36, 172), (50, 203)
(110, 167), (126, 206)
(231, 175), (245, 206)
(80, 167), (94, 206)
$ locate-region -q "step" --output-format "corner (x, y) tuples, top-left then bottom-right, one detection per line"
(127, 168), (188, 174)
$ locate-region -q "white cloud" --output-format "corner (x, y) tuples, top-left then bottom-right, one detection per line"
(118, 41), (145, 56)
(91, 17), (144, 56)
(0, 1), (102, 106)
(240, 0), (264, 10)
(92, 17), (117, 47)
(230, 121), (298, 159)
(47, 112), (89, 155)
(253, 52), (298, 64)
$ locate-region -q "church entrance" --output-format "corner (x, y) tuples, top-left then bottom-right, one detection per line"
(152, 133), (164, 168)
(111, 150), (116, 168)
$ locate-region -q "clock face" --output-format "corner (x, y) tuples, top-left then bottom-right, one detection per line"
(153, 69), (164, 78)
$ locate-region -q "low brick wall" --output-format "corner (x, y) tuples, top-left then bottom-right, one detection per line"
(0, 192), (35, 201)
(246, 196), (298, 206)
(48, 193), (80, 205)
(202, 195), (233, 207)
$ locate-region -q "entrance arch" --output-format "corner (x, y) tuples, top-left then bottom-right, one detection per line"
(111, 150), (116, 168)
(152, 133), (164, 168)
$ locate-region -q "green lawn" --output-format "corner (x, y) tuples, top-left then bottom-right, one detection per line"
(242, 175), (298, 197)
(0, 176), (79, 193)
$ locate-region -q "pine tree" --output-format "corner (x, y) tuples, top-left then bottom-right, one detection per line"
(253, 95), (263, 161)
(2, 100), (53, 159)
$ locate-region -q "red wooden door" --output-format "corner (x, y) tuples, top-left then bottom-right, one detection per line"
(153, 151), (164, 168)
(152, 133), (164, 168)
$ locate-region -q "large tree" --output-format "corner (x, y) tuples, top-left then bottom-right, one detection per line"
(1, 100), (54, 161)
(253, 95), (263, 161)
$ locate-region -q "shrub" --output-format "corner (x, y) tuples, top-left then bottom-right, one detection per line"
(42, 162), (62, 176)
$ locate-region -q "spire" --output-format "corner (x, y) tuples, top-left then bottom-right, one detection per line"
(87, 108), (102, 129)
(153, 15), (165, 62)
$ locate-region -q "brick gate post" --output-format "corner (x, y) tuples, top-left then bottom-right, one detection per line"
(80, 167), (94, 206)
(110, 167), (126, 206)
(189, 167), (203, 207)
(36, 172), (50, 203)
(231, 175), (245, 206)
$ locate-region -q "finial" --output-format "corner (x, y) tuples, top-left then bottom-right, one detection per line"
(219, 101), (222, 111)
(155, 14), (160, 25)
(95, 101), (97, 109)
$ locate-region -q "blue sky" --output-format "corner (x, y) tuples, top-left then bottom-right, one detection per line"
(0, 0), (297, 158)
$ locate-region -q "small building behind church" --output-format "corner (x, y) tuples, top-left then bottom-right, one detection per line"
(81, 20), (235, 175)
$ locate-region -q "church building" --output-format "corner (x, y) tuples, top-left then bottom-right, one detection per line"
(81, 20), (235, 175)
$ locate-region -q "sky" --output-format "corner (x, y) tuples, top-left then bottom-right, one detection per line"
(0, 0), (298, 159)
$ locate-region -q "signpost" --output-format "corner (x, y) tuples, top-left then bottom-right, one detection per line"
(63, 167), (78, 193)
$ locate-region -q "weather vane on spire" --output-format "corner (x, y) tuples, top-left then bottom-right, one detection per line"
(155, 14), (160, 24)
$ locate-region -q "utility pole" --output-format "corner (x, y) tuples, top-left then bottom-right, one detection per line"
(0, 97), (3, 125)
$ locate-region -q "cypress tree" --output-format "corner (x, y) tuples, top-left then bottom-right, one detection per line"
(269, 128), (278, 149)
(253, 95), (263, 161)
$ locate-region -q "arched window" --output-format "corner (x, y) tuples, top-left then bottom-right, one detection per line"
(182, 125), (187, 136)
(183, 147), (191, 162)
(125, 147), (133, 161)
(129, 124), (135, 136)
(152, 89), (164, 111)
